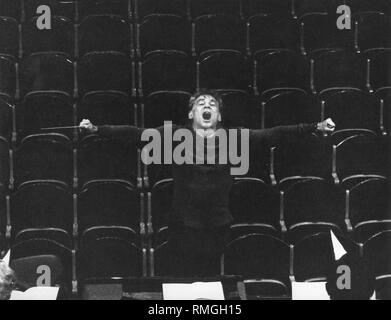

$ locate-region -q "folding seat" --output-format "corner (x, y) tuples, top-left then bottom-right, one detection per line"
(79, 91), (135, 127)
(220, 92), (260, 129)
(262, 90), (320, 129)
(0, 137), (9, 187)
(299, 13), (350, 56)
(141, 91), (190, 128)
(78, 52), (135, 97)
(283, 179), (346, 244)
(0, 17), (19, 59)
(78, 181), (142, 243)
(354, 12), (391, 52)
(0, 56), (16, 101)
(345, 0), (390, 14)
(78, 135), (140, 187)
(0, 0), (21, 20)
(140, 52), (194, 97)
(10, 182), (74, 247)
(194, 14), (246, 57)
(198, 52), (251, 93)
(10, 238), (73, 289)
(134, 0), (188, 20)
(273, 135), (333, 187)
(19, 92), (74, 139)
(248, 14), (299, 56)
(311, 49), (366, 94)
(368, 49), (391, 92)
(242, 0), (293, 18)
(321, 89), (382, 134)
(293, 232), (360, 281)
(0, 98), (14, 142)
(363, 231), (391, 279)
(22, 16), (74, 57)
(348, 178), (390, 242)
(78, 236), (146, 279)
(228, 178), (281, 239)
(79, 0), (131, 19)
(222, 234), (291, 296)
(377, 87), (391, 135)
(148, 179), (173, 245)
(255, 50), (309, 96)
(19, 53), (74, 98)
(333, 134), (387, 184)
(137, 14), (191, 57)
(13, 134), (74, 188)
(190, 0), (241, 18)
(79, 15), (131, 57)
(24, 0), (76, 21)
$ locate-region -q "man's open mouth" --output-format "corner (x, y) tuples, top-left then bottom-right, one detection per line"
(202, 110), (212, 120)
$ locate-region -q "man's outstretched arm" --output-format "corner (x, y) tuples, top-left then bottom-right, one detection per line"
(249, 118), (336, 146)
(79, 119), (143, 146)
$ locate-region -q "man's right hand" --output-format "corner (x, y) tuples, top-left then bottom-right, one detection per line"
(79, 119), (98, 133)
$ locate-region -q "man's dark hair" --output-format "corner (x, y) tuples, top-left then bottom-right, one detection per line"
(188, 89), (223, 112)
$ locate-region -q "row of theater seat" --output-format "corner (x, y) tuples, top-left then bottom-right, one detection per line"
(0, 130), (388, 190)
(0, 176), (388, 252)
(0, 89), (389, 143)
(1, 11), (390, 60)
(1, 0), (390, 20)
(4, 230), (391, 298)
(1, 49), (391, 106)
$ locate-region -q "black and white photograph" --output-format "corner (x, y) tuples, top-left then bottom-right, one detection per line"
(0, 0), (390, 305)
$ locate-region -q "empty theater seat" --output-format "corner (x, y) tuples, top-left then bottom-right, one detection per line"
(229, 178), (281, 239)
(190, 0), (241, 18)
(137, 14), (192, 57)
(348, 178), (390, 242)
(78, 52), (135, 97)
(141, 91), (190, 128)
(0, 137), (10, 187)
(311, 49), (366, 94)
(364, 231), (391, 280)
(79, 15), (132, 57)
(242, 0), (293, 18)
(24, 0), (76, 21)
(19, 92), (74, 139)
(22, 16), (74, 58)
(78, 91), (136, 127)
(0, 0), (22, 21)
(248, 14), (299, 55)
(78, 180), (142, 243)
(282, 179), (346, 243)
(13, 134), (74, 188)
(194, 14), (247, 57)
(140, 52), (195, 97)
(198, 52), (252, 93)
(78, 236), (146, 279)
(377, 87), (391, 134)
(79, 0), (131, 19)
(10, 181), (74, 247)
(77, 135), (140, 187)
(222, 234), (291, 295)
(333, 133), (387, 184)
(367, 49), (391, 92)
(19, 53), (74, 98)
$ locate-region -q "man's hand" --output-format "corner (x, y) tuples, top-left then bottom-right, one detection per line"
(79, 119), (98, 133)
(316, 118), (336, 133)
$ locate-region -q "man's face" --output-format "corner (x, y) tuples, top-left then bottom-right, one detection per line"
(189, 95), (221, 130)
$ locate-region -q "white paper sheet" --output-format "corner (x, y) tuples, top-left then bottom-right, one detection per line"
(10, 287), (59, 300)
(163, 282), (225, 300)
(292, 281), (330, 300)
(330, 230), (347, 261)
